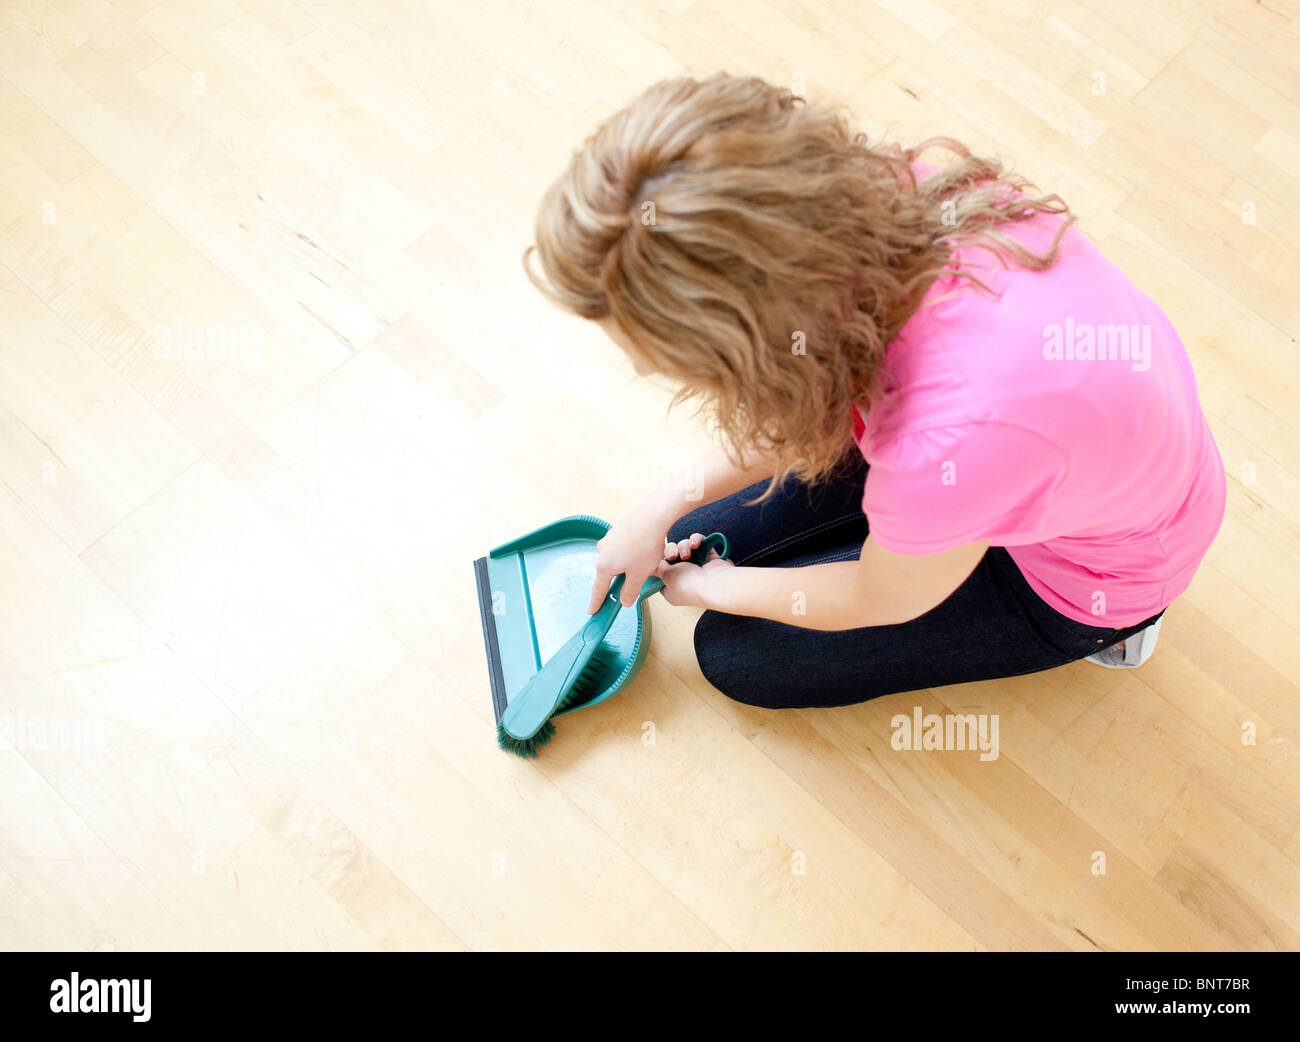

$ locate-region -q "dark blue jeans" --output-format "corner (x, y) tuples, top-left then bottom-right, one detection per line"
(667, 452), (1165, 709)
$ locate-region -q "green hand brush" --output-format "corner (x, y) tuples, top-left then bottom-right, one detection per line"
(497, 573), (627, 758)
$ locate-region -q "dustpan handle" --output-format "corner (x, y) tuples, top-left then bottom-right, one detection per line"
(636, 531), (731, 601)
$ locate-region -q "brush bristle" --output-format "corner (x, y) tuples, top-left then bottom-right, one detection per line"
(496, 642), (620, 757)
(557, 642), (619, 711)
(498, 718), (555, 758)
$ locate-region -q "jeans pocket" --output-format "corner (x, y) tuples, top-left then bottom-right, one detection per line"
(986, 547), (1142, 658)
(1055, 612), (1119, 653)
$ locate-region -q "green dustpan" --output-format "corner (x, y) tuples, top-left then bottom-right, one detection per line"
(473, 514), (729, 729)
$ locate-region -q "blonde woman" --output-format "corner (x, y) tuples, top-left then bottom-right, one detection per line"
(524, 74), (1226, 709)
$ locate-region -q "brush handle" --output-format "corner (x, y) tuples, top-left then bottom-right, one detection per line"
(635, 531), (731, 602)
(502, 572), (626, 740)
(582, 572), (626, 640)
(499, 533), (730, 744)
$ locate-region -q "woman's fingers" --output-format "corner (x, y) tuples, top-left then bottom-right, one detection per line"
(588, 568), (614, 614)
(664, 534), (705, 561)
(595, 535), (713, 613)
(671, 533), (703, 560)
(619, 572), (646, 608)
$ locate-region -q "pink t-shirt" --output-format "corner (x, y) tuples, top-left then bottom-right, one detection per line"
(852, 164), (1226, 627)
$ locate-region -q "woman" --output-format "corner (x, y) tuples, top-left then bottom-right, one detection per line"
(523, 74), (1226, 710)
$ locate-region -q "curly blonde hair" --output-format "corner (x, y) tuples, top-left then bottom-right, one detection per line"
(524, 73), (1074, 502)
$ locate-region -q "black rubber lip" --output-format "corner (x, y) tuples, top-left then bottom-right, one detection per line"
(473, 556), (509, 724)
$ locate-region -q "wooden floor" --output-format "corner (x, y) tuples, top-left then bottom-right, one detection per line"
(0, 0), (1297, 952)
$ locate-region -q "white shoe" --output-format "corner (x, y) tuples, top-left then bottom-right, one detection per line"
(1085, 615), (1163, 668)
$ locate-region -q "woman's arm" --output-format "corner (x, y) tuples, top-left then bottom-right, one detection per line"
(660, 535), (989, 631)
(587, 443), (778, 612)
(639, 443), (777, 528)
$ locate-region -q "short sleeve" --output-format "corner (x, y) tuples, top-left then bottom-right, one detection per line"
(863, 422), (1067, 553)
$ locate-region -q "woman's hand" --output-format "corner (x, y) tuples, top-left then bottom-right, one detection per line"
(656, 532), (735, 608)
(588, 502), (677, 612)
(586, 443), (773, 613)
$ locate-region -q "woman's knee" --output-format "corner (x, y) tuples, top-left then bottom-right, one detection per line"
(692, 610), (898, 709)
(692, 611), (789, 709)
